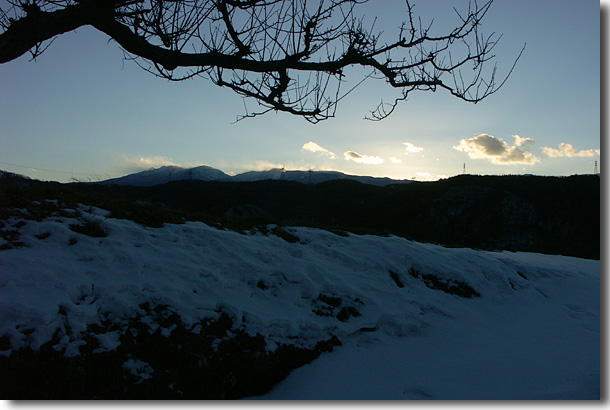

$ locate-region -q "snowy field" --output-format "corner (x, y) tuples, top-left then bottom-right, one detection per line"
(0, 203), (600, 399)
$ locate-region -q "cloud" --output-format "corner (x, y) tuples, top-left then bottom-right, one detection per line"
(453, 134), (539, 165)
(244, 160), (321, 171)
(541, 143), (600, 158)
(413, 172), (448, 181)
(302, 141), (338, 159)
(122, 156), (180, 170)
(226, 160), (314, 175)
(415, 171), (432, 179)
(343, 151), (384, 165)
(390, 157), (402, 164)
(251, 160), (285, 170)
(403, 142), (424, 154)
(513, 135), (534, 147)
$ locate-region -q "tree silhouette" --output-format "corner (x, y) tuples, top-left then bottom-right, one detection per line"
(0, 0), (523, 122)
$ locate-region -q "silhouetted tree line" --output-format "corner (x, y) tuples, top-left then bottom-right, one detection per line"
(1, 171), (599, 259)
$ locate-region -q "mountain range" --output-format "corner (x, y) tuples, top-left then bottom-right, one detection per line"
(99, 165), (411, 187)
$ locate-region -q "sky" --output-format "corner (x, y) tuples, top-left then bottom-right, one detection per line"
(0, 0), (602, 183)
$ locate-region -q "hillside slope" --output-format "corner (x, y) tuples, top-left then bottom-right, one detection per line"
(0, 201), (600, 399)
(75, 174), (601, 259)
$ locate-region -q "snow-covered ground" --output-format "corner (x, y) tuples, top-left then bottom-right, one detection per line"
(0, 203), (600, 399)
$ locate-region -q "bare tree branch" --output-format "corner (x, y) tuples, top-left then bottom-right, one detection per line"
(0, 0), (523, 122)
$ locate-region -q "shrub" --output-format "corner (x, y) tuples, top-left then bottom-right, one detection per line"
(70, 219), (107, 238)
(420, 273), (480, 298)
(312, 294), (362, 322)
(108, 202), (184, 228)
(271, 226), (300, 243)
(0, 221), (27, 250)
(0, 306), (341, 399)
(336, 306), (360, 322)
(408, 266), (479, 298)
(34, 232), (51, 240)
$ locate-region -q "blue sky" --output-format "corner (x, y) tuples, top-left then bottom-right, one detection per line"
(0, 0), (601, 182)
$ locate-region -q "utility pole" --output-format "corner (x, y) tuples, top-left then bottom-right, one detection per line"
(463, 162), (466, 175)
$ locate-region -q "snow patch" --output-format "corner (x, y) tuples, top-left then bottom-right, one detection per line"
(0, 204), (599, 399)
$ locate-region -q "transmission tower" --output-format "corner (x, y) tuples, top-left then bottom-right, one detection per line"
(594, 160), (598, 175)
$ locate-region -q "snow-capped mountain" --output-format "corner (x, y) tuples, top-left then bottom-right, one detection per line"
(98, 166), (410, 187)
(0, 202), (600, 399)
(99, 165), (231, 187)
(229, 168), (408, 186)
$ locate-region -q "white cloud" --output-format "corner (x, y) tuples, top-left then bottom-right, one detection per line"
(390, 157), (402, 164)
(415, 171), (432, 179)
(413, 172), (448, 181)
(343, 151), (384, 165)
(240, 160), (320, 172)
(302, 141), (338, 159)
(251, 160), (285, 170)
(403, 142), (424, 154)
(541, 143), (600, 158)
(225, 160), (316, 175)
(513, 135), (534, 147)
(453, 134), (539, 165)
(122, 156), (180, 170)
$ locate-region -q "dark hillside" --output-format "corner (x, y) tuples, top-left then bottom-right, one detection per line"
(0, 171), (600, 259)
(131, 175), (599, 259)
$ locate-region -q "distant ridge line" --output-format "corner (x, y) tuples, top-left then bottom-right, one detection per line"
(96, 165), (413, 187)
